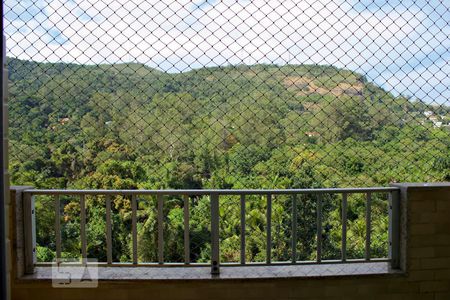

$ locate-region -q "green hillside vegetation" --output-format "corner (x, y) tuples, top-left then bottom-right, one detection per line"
(7, 57), (450, 264)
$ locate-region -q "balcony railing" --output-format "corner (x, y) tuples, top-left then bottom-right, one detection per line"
(22, 187), (400, 275)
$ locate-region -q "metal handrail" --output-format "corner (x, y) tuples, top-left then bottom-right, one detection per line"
(23, 187), (398, 195)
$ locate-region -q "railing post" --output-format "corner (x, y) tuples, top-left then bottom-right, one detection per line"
(80, 195), (87, 265)
(105, 195), (112, 265)
(266, 194), (272, 264)
(316, 194), (322, 263)
(240, 194), (246, 265)
(157, 194), (164, 264)
(54, 195), (61, 262)
(291, 194), (297, 264)
(210, 193), (220, 275)
(341, 193), (348, 262)
(389, 190), (401, 269)
(183, 195), (190, 264)
(365, 192), (372, 261)
(131, 195), (138, 264)
(23, 192), (36, 274)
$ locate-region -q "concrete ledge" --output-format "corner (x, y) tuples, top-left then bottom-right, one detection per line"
(22, 262), (398, 281)
(391, 182), (450, 190)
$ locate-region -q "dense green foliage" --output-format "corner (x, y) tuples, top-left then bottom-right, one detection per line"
(7, 57), (450, 263)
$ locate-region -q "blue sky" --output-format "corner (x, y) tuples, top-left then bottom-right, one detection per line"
(4, 0), (449, 104)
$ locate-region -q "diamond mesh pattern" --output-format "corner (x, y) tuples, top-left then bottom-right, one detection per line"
(4, 0), (450, 190)
(4, 0), (449, 267)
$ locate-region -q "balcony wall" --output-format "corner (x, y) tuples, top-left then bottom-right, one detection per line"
(8, 183), (450, 300)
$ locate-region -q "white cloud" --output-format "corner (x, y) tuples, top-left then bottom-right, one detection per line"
(4, 0), (449, 103)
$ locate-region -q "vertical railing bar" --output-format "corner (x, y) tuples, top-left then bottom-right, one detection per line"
(131, 194), (138, 264)
(55, 195), (61, 262)
(291, 194), (298, 264)
(365, 192), (372, 261)
(341, 193), (348, 262)
(316, 194), (322, 263)
(240, 194), (246, 265)
(106, 195), (112, 265)
(388, 192), (393, 263)
(157, 194), (164, 264)
(80, 194), (87, 265)
(183, 195), (190, 264)
(266, 194), (272, 264)
(389, 190), (401, 269)
(23, 192), (36, 274)
(210, 193), (220, 274)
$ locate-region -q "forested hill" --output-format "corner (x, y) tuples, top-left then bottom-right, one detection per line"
(7, 57), (450, 189)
